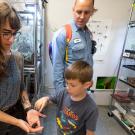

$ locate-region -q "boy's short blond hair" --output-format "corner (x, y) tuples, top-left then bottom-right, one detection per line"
(64, 61), (93, 84)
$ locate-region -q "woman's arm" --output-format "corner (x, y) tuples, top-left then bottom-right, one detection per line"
(0, 110), (30, 132)
(16, 51), (45, 129)
(0, 110), (44, 132)
(21, 90), (32, 110)
(0, 110), (21, 126)
(21, 90), (46, 128)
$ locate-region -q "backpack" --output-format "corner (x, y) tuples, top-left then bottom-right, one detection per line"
(49, 24), (72, 64)
(48, 24), (96, 64)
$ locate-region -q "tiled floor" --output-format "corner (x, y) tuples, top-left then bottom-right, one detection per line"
(36, 88), (128, 135)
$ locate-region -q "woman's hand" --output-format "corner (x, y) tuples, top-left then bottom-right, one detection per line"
(26, 109), (46, 127)
(34, 97), (49, 112)
(17, 119), (30, 132)
(17, 119), (44, 133)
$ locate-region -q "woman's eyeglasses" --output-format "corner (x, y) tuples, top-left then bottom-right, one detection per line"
(1, 31), (21, 40)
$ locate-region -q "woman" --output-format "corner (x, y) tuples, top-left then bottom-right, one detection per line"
(0, 2), (44, 135)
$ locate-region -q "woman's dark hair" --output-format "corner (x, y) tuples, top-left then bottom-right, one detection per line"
(0, 2), (21, 78)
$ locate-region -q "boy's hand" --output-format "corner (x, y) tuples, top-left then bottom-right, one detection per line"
(34, 97), (49, 112)
(26, 109), (46, 127)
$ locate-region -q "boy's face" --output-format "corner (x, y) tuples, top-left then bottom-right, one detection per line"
(65, 79), (92, 98)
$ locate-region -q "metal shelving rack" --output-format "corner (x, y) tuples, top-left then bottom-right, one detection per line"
(11, 0), (47, 100)
(108, 0), (135, 134)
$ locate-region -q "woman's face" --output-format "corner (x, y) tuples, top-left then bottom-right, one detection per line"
(0, 20), (16, 52)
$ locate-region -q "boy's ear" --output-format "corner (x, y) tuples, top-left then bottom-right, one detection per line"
(84, 81), (93, 89)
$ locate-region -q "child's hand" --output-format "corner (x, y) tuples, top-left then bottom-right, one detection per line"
(34, 97), (49, 112)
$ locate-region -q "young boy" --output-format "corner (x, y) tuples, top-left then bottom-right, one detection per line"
(35, 61), (98, 135)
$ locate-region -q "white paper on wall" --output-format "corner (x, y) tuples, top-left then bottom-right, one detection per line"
(87, 19), (112, 61)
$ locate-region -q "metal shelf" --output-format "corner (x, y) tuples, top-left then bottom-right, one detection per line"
(11, 0), (46, 98)
(123, 65), (135, 71)
(112, 97), (135, 112)
(123, 50), (135, 59)
(119, 79), (135, 89)
(109, 0), (135, 134)
(112, 109), (135, 135)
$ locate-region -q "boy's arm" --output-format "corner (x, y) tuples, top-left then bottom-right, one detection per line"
(86, 130), (95, 135)
(34, 96), (52, 112)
